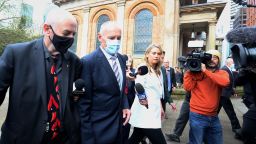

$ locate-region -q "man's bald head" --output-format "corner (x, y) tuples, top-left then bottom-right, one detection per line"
(98, 21), (122, 49)
(226, 57), (234, 67)
(44, 7), (77, 29)
(99, 21), (121, 36)
(43, 7), (77, 56)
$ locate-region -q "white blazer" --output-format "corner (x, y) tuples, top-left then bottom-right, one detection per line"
(129, 68), (163, 128)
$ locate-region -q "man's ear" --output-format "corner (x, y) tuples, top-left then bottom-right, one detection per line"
(43, 24), (51, 36)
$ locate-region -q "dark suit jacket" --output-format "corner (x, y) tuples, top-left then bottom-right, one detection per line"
(79, 48), (129, 144)
(221, 65), (234, 98)
(0, 38), (81, 144)
(161, 66), (176, 104)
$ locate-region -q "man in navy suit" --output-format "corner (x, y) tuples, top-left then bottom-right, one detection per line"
(79, 21), (131, 144)
(0, 8), (81, 144)
(218, 57), (241, 134)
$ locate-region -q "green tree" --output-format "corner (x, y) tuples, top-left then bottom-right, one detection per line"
(0, 28), (41, 55)
(0, 0), (19, 27)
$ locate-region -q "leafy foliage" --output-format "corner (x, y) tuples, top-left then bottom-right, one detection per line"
(0, 28), (41, 55)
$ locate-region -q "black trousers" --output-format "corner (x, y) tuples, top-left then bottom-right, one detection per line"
(218, 96), (241, 130)
(128, 127), (166, 144)
(242, 108), (256, 144)
(172, 99), (190, 136)
(123, 123), (131, 144)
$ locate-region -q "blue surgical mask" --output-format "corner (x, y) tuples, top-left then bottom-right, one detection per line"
(105, 39), (120, 55)
(230, 64), (235, 71)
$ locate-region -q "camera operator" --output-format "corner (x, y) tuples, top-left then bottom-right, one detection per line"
(184, 50), (230, 144)
(235, 69), (256, 143)
(226, 26), (256, 144)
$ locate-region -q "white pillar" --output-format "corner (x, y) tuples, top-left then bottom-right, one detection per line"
(163, 0), (179, 66)
(80, 7), (90, 57)
(207, 21), (216, 51)
(116, 0), (126, 53)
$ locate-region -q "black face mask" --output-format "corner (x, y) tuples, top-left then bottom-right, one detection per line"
(49, 25), (74, 54)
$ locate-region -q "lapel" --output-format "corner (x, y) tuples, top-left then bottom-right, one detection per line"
(59, 52), (70, 117)
(117, 53), (126, 91)
(33, 38), (47, 112)
(96, 48), (120, 90)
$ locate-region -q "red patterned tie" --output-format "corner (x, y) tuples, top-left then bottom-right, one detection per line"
(48, 61), (61, 140)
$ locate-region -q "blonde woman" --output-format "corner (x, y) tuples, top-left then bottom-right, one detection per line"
(128, 44), (167, 144)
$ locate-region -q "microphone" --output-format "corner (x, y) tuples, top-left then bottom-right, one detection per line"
(129, 65), (148, 77)
(226, 27), (256, 44)
(72, 79), (85, 101)
(135, 83), (148, 109)
(123, 54), (128, 62)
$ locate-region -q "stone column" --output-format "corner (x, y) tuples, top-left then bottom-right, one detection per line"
(116, 0), (126, 53)
(207, 21), (216, 51)
(80, 7), (90, 57)
(163, 0), (180, 66)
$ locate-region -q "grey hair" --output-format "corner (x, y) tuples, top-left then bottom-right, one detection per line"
(99, 21), (122, 35)
(44, 7), (76, 28)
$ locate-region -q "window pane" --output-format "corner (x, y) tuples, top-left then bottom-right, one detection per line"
(134, 9), (153, 55)
(96, 15), (110, 49)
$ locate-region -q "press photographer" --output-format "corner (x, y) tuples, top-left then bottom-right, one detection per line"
(226, 26), (256, 144)
(183, 49), (229, 144)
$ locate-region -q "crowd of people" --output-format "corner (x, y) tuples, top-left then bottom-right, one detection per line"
(0, 6), (255, 144)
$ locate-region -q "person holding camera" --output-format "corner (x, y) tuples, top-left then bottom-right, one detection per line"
(235, 69), (256, 144)
(184, 50), (230, 144)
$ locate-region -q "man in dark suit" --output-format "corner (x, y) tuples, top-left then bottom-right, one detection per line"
(79, 21), (131, 144)
(0, 8), (81, 144)
(218, 57), (241, 134)
(162, 58), (177, 112)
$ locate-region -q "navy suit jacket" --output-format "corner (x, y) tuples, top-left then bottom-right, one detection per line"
(221, 65), (234, 98)
(79, 48), (129, 144)
(0, 38), (81, 144)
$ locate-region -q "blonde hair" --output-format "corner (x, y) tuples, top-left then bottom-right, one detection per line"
(144, 43), (163, 75)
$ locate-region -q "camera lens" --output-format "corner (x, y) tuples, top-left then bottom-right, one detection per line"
(187, 58), (201, 72)
(189, 60), (199, 69)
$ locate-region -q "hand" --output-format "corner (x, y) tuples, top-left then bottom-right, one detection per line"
(172, 87), (176, 92)
(126, 69), (135, 81)
(170, 102), (177, 111)
(139, 99), (148, 107)
(201, 63), (206, 72)
(73, 96), (80, 102)
(161, 107), (165, 120)
(123, 109), (131, 126)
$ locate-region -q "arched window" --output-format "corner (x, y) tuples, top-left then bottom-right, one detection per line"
(96, 15), (110, 48)
(133, 9), (153, 55)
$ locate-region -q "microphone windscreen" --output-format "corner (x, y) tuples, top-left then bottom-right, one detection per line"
(123, 54), (128, 62)
(138, 66), (148, 75)
(75, 79), (85, 90)
(226, 27), (256, 44)
(135, 83), (145, 94)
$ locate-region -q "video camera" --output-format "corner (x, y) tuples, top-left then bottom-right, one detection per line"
(226, 27), (256, 72)
(231, 43), (256, 71)
(178, 48), (212, 72)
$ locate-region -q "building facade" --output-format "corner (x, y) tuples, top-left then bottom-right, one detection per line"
(247, 0), (256, 26)
(53, 0), (226, 66)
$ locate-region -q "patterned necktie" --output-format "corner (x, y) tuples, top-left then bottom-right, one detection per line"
(111, 56), (121, 88)
(47, 60), (61, 140)
(167, 69), (171, 92)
